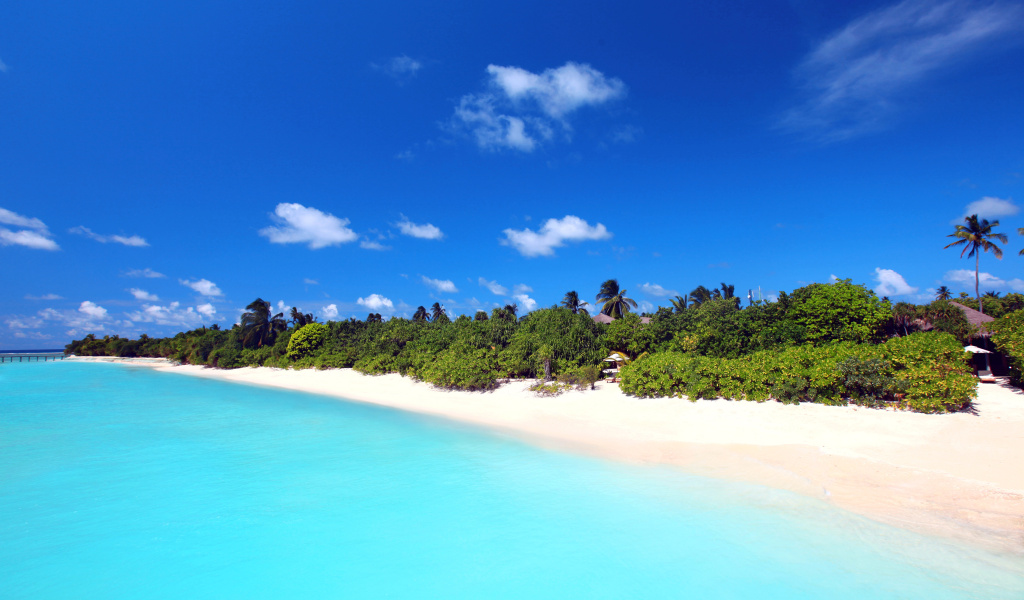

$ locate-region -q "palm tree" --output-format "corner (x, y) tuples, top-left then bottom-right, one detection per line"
(289, 306), (317, 327)
(688, 285), (713, 307)
(430, 302), (446, 321)
(366, 313), (383, 323)
(413, 306), (429, 321)
(935, 286), (952, 301)
(945, 214), (1006, 315)
(240, 298), (287, 348)
(983, 290), (1001, 298)
(669, 295), (688, 313)
(1018, 227), (1024, 255)
(560, 291), (589, 315)
(595, 279), (637, 319)
(503, 303), (518, 319)
(720, 283), (735, 299)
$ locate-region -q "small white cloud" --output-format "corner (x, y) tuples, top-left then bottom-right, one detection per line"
(304, 278), (318, 285)
(502, 215), (612, 257)
(513, 293), (537, 312)
(259, 203), (358, 249)
(944, 269), (1019, 290)
(180, 278), (223, 297)
(397, 216), (444, 240)
(276, 300), (286, 312)
(373, 55), (423, 82)
(6, 315), (45, 329)
(873, 268), (918, 296)
(829, 274), (839, 283)
(0, 207), (59, 250)
(512, 283), (533, 294)
(358, 294), (394, 312)
(78, 301), (108, 319)
(451, 61), (625, 152)
(197, 303), (216, 319)
(125, 301), (202, 328)
(955, 196), (1018, 223)
(360, 239), (391, 251)
(638, 283), (677, 297)
(479, 277), (509, 296)
(395, 150), (415, 160)
(129, 288), (159, 301)
(125, 268), (165, 278)
(24, 293), (63, 300)
(69, 226), (148, 247)
(422, 276), (458, 293)
(0, 58), (7, 73)
(321, 304), (339, 319)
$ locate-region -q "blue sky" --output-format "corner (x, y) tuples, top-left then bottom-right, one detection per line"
(2, 0), (1024, 348)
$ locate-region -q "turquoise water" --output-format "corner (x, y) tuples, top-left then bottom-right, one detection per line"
(2, 363), (1022, 599)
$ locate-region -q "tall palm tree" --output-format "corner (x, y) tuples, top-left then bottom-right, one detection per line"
(430, 302), (446, 321)
(503, 303), (518, 319)
(945, 214), (1006, 315)
(289, 306), (317, 327)
(560, 290), (589, 315)
(669, 295), (688, 313)
(413, 306), (429, 321)
(720, 283), (735, 299)
(935, 286), (952, 301)
(240, 298), (287, 348)
(983, 290), (1001, 298)
(595, 279), (637, 319)
(688, 285), (713, 307)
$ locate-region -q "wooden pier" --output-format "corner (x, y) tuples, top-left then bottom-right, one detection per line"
(0, 352), (67, 363)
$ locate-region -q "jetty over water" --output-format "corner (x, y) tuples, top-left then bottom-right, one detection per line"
(1, 352), (67, 363)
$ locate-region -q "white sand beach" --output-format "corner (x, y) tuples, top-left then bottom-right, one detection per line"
(81, 358), (1024, 553)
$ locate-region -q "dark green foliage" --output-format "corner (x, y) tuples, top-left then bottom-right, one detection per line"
(991, 309), (1024, 385)
(837, 357), (906, 408)
(787, 280), (890, 344)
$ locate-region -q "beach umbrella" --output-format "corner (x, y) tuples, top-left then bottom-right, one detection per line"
(603, 353), (625, 362)
(963, 345), (991, 354)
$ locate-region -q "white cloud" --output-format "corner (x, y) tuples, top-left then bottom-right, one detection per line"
(357, 294), (394, 312)
(479, 277), (509, 296)
(69, 226), (148, 247)
(0, 207), (59, 250)
(276, 300), (286, 312)
(24, 293), (63, 300)
(6, 315), (45, 329)
(78, 301), (108, 319)
(512, 283), (533, 294)
(129, 288), (159, 301)
(639, 282), (678, 297)
(873, 268), (919, 296)
(780, 0), (1023, 141)
(360, 239), (391, 250)
(125, 268), (165, 278)
(259, 203), (358, 249)
(955, 196), (1018, 222)
(502, 215), (612, 257)
(0, 58), (7, 73)
(513, 293), (537, 312)
(180, 278), (223, 297)
(829, 274), (839, 283)
(944, 269), (1024, 292)
(125, 302), (203, 328)
(321, 304), (339, 319)
(197, 303), (216, 319)
(304, 278), (319, 285)
(373, 55), (423, 82)
(397, 216), (444, 240)
(451, 61), (626, 152)
(422, 276), (458, 293)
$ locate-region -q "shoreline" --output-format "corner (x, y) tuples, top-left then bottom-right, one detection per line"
(72, 357), (1024, 554)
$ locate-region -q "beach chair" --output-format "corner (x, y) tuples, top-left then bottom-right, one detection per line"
(977, 369), (997, 383)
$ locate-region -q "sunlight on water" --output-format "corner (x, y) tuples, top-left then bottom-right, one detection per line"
(2, 362), (1022, 599)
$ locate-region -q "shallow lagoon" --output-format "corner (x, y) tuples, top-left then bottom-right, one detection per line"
(2, 362), (1022, 599)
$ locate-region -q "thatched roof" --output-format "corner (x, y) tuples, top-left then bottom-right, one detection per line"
(950, 302), (995, 328)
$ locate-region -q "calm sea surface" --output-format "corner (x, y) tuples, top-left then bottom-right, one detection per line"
(2, 362), (1022, 599)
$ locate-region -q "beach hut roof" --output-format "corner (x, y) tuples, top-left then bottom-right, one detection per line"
(950, 302), (995, 335)
(591, 314), (652, 325)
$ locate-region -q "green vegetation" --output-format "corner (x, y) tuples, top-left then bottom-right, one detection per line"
(68, 278), (1008, 413)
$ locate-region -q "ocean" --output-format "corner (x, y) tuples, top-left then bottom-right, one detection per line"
(2, 362), (1022, 599)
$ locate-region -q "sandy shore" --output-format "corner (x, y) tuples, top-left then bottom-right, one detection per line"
(78, 358), (1024, 553)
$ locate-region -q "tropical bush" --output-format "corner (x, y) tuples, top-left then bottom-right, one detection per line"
(991, 309), (1024, 385)
(286, 322), (328, 361)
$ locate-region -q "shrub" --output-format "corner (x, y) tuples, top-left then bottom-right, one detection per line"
(208, 348), (242, 369)
(287, 323), (328, 361)
(837, 356), (905, 408)
(991, 310), (1024, 385)
(240, 346), (273, 367)
(314, 352), (356, 370)
(416, 344), (499, 391)
(883, 332), (975, 413)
